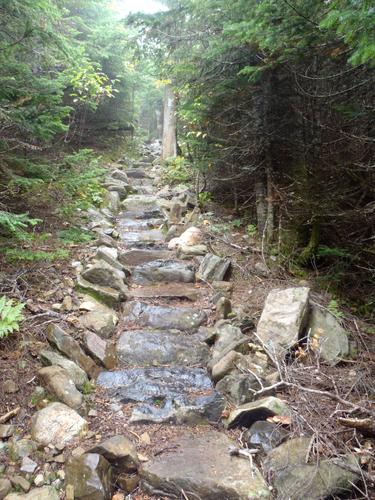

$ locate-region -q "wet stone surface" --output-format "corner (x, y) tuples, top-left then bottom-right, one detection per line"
(123, 301), (207, 332)
(132, 259), (195, 284)
(96, 367), (224, 424)
(116, 329), (209, 367)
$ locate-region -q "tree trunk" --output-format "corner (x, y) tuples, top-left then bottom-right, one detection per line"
(161, 84), (177, 161)
(255, 176), (267, 236)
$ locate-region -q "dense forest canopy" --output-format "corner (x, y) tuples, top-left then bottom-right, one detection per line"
(0, 0), (374, 315)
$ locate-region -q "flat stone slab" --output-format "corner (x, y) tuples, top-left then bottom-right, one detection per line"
(123, 301), (207, 332)
(141, 431), (270, 499)
(132, 260), (195, 285)
(97, 367), (224, 424)
(125, 169), (150, 178)
(119, 249), (172, 267)
(120, 207), (164, 220)
(118, 218), (163, 231)
(128, 283), (201, 301)
(117, 329), (209, 367)
(119, 229), (165, 246)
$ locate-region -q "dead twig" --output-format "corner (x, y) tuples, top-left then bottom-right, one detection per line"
(0, 407), (20, 424)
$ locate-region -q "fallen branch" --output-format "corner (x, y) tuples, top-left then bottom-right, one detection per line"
(337, 417), (375, 437)
(0, 407), (20, 424)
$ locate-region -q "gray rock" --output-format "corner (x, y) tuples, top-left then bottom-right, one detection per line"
(118, 228), (164, 247)
(211, 320), (247, 360)
(0, 478), (11, 499)
(31, 403), (87, 446)
(225, 396), (291, 429)
(132, 260), (195, 284)
(105, 182), (129, 201)
(40, 350), (88, 390)
(196, 253), (231, 282)
(257, 287), (310, 358)
(65, 453), (113, 500)
(80, 307), (118, 339)
(9, 476), (30, 492)
(38, 365), (83, 410)
(264, 437), (359, 499)
(110, 169), (129, 184)
(118, 249), (171, 267)
(46, 324), (100, 378)
(89, 435), (138, 472)
(216, 372), (263, 406)
(76, 275), (124, 307)
(123, 301), (207, 332)
(128, 282), (200, 301)
(141, 431), (270, 499)
(83, 331), (115, 370)
(4, 486), (58, 500)
(3, 380), (18, 394)
(20, 457), (37, 474)
(244, 421), (288, 453)
(215, 297), (232, 320)
(125, 169), (148, 179)
(0, 425), (14, 439)
(97, 367), (224, 425)
(7, 439), (37, 461)
(104, 190), (120, 213)
(117, 329), (209, 367)
(95, 246), (124, 272)
(176, 243), (208, 258)
(308, 305), (349, 365)
(81, 260), (127, 294)
(169, 201), (183, 223)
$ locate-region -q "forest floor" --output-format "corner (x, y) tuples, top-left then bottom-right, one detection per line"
(0, 143), (374, 499)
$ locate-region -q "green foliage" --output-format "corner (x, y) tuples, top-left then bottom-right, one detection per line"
(246, 224), (257, 238)
(81, 381), (95, 395)
(2, 248), (69, 263)
(316, 246), (352, 259)
(0, 211), (41, 240)
(58, 227), (94, 244)
(327, 299), (344, 319)
(0, 296), (24, 339)
(198, 191), (213, 208)
(162, 156), (191, 185)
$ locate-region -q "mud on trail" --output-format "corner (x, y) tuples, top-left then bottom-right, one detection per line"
(0, 142), (374, 500)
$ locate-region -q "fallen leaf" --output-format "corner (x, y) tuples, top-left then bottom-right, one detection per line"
(140, 432), (151, 445)
(266, 415), (291, 425)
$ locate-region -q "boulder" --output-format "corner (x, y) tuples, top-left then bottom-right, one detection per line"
(123, 301), (207, 332)
(176, 243), (208, 258)
(225, 396), (291, 429)
(196, 253), (231, 282)
(81, 261), (127, 294)
(0, 478), (11, 499)
(264, 437), (359, 499)
(116, 329), (209, 367)
(40, 350), (89, 390)
(83, 331), (115, 369)
(65, 453), (113, 500)
(308, 305), (349, 365)
(257, 287), (310, 357)
(215, 297), (232, 320)
(89, 435), (138, 472)
(38, 365), (83, 409)
(141, 431), (270, 499)
(46, 324), (99, 378)
(31, 403), (87, 446)
(168, 201), (184, 223)
(244, 421), (288, 453)
(211, 320), (247, 360)
(132, 260), (195, 284)
(110, 169), (129, 184)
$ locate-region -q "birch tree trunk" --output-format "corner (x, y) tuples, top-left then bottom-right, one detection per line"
(161, 84), (177, 161)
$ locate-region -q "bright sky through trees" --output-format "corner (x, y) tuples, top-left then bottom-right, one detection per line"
(111, 0), (166, 16)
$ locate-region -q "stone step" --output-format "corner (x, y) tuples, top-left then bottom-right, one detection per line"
(119, 208), (163, 220)
(116, 329), (209, 367)
(96, 367), (224, 424)
(140, 430), (270, 499)
(119, 249), (172, 267)
(118, 228), (165, 246)
(131, 260), (195, 285)
(123, 301), (207, 332)
(117, 218), (163, 231)
(125, 169), (149, 178)
(128, 282), (201, 301)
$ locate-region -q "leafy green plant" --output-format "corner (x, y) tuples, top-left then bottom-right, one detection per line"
(246, 224), (257, 238)
(58, 227), (94, 244)
(162, 156), (191, 185)
(232, 218), (243, 228)
(327, 299), (344, 319)
(81, 381), (95, 395)
(0, 211), (41, 240)
(198, 191), (213, 208)
(2, 248), (69, 263)
(0, 296), (24, 339)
